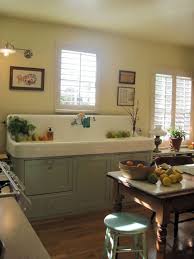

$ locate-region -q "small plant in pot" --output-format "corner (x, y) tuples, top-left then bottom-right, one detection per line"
(168, 128), (187, 151)
(7, 116), (36, 142)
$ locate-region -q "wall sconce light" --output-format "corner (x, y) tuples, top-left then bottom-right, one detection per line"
(0, 42), (33, 58)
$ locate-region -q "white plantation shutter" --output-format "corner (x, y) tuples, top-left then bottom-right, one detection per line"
(153, 73), (192, 137)
(58, 49), (97, 109)
(175, 76), (192, 133)
(154, 74), (172, 131)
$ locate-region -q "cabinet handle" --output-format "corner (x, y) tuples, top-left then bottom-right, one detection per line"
(47, 160), (54, 170)
(47, 160), (54, 165)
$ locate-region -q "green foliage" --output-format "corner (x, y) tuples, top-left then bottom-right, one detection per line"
(168, 127), (187, 139)
(8, 116), (36, 141)
(106, 130), (130, 139)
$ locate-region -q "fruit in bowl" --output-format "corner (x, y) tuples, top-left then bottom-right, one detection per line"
(119, 160), (155, 180)
(126, 160), (134, 166)
(137, 163), (144, 168)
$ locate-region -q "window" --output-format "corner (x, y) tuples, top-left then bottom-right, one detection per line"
(57, 49), (97, 111)
(153, 73), (192, 136)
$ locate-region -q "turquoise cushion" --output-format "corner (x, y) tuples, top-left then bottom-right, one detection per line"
(104, 212), (149, 233)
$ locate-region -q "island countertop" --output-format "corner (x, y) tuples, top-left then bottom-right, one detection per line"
(0, 197), (50, 259)
(108, 171), (194, 197)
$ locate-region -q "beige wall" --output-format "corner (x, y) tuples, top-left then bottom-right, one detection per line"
(0, 16), (194, 151)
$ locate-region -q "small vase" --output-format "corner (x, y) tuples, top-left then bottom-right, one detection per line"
(169, 137), (182, 152)
(132, 124), (136, 137)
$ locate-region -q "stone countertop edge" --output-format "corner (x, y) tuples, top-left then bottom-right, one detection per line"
(7, 135), (154, 158)
(108, 171), (194, 197)
(0, 197), (50, 259)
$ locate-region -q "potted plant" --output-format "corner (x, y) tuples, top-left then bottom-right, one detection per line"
(168, 128), (187, 151)
(7, 116), (36, 142)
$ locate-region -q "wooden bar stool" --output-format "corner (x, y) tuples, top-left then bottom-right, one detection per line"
(103, 212), (149, 259)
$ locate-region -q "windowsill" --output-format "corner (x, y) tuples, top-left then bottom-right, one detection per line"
(55, 108), (98, 114)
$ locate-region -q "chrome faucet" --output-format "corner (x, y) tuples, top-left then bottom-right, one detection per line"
(71, 114), (96, 127)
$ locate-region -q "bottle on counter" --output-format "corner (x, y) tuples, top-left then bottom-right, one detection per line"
(47, 127), (54, 140)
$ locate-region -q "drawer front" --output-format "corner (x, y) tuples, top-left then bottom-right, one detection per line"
(24, 158), (73, 195)
(26, 192), (73, 219)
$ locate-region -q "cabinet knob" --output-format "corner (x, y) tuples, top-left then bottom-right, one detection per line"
(47, 160), (54, 170)
(47, 160), (54, 165)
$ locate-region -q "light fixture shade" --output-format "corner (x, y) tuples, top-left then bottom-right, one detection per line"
(0, 41), (33, 58)
(150, 125), (166, 137)
(0, 48), (16, 56)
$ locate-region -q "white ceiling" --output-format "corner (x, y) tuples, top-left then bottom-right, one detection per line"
(0, 0), (194, 47)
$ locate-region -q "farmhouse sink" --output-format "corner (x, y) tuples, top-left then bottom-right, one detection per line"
(6, 114), (154, 158)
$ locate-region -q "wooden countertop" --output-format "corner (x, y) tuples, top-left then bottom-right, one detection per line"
(0, 197), (50, 259)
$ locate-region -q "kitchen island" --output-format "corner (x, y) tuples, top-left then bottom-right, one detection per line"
(107, 171), (194, 259)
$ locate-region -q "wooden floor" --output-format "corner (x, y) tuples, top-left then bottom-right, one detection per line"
(32, 206), (194, 259)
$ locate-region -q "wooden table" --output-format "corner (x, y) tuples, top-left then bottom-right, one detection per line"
(107, 171), (194, 258)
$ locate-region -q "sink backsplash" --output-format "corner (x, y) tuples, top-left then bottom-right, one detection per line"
(7, 114), (132, 142)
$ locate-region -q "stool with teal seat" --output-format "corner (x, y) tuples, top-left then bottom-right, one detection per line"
(103, 212), (149, 259)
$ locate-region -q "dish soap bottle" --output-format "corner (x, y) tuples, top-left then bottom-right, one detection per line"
(47, 127), (54, 140)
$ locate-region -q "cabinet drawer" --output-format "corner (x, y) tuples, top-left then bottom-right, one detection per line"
(24, 158), (73, 195)
(26, 192), (73, 219)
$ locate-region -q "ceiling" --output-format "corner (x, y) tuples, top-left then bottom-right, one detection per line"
(0, 0), (194, 47)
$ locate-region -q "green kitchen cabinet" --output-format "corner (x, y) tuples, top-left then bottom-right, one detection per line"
(74, 155), (112, 213)
(11, 150), (152, 220)
(26, 192), (74, 219)
(24, 158), (73, 195)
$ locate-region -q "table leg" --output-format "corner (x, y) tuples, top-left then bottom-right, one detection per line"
(156, 223), (167, 252)
(155, 206), (170, 254)
(113, 182), (124, 212)
(156, 251), (166, 259)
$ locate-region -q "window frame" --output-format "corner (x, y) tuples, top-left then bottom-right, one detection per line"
(55, 45), (99, 113)
(151, 70), (193, 144)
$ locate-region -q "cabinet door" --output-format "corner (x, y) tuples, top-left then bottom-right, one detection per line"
(24, 158), (73, 195)
(74, 155), (110, 211)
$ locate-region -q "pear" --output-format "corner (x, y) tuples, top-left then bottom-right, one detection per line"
(166, 167), (173, 176)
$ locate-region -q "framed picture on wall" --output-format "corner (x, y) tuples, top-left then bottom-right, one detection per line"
(117, 87), (135, 106)
(9, 66), (45, 91)
(119, 70), (136, 84)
